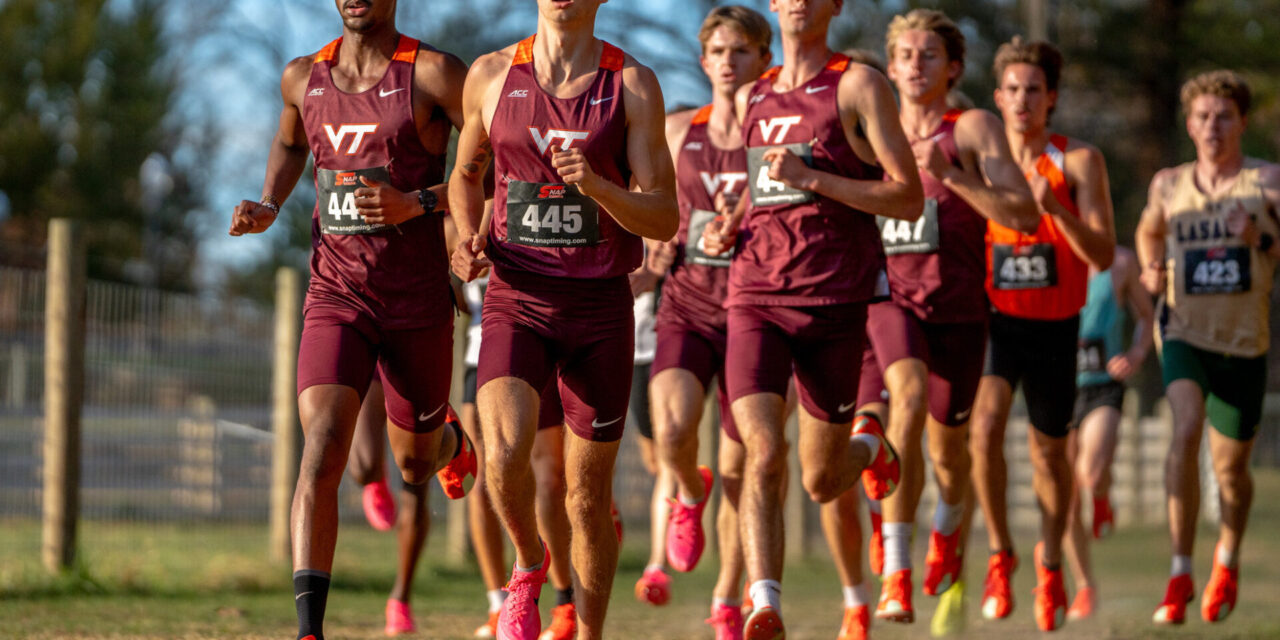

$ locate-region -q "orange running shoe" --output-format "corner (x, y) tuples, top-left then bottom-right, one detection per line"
(837, 605), (870, 640)
(1092, 495), (1114, 540)
(981, 549), (1018, 620)
(852, 413), (899, 500)
(1152, 573), (1194, 625)
(743, 607), (785, 640)
(741, 588), (754, 617)
(923, 528), (963, 596)
(1067, 585), (1095, 621)
(868, 509), (884, 577)
(437, 406), (476, 499)
(1201, 545), (1238, 623)
(1032, 543), (1067, 631)
(875, 569), (914, 623)
(473, 611), (500, 638)
(634, 566), (671, 606)
(538, 603), (576, 640)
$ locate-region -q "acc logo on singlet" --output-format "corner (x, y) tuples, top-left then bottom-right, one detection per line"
(324, 124), (379, 155)
(528, 128), (590, 155)
(699, 172), (747, 198)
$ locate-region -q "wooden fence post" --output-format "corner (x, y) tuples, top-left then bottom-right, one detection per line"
(42, 218), (86, 573)
(269, 268), (302, 563)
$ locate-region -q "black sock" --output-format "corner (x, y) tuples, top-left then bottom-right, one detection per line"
(556, 586), (574, 607)
(294, 570), (331, 640)
(450, 421), (464, 458)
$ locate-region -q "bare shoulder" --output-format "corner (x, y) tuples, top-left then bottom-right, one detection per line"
(469, 44), (518, 84)
(840, 62), (888, 90)
(665, 108), (699, 143)
(282, 54), (315, 87)
(414, 44), (468, 85)
(621, 53), (662, 96)
(1254, 160), (1280, 187)
(953, 109), (1006, 150)
(1148, 166), (1182, 200)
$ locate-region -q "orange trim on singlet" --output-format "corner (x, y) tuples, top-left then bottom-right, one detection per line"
(1035, 134), (1077, 216)
(761, 66), (782, 82)
(316, 38), (342, 63)
(600, 42), (625, 71)
(512, 35), (536, 66)
(826, 53), (850, 72)
(943, 108), (964, 124)
(392, 35), (419, 63)
(690, 104), (713, 125)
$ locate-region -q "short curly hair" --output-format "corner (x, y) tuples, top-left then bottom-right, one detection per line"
(1180, 70), (1251, 117)
(992, 36), (1062, 93)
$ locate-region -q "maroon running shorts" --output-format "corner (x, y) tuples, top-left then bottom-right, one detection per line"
(857, 339), (888, 409)
(538, 378), (565, 431)
(865, 301), (987, 426)
(725, 302), (868, 423)
(296, 301), (452, 433)
(651, 319), (740, 443)
(476, 268), (634, 443)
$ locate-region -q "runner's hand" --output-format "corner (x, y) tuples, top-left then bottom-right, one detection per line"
(1107, 352), (1139, 381)
(1140, 262), (1166, 295)
(629, 269), (658, 297)
(1225, 204), (1260, 248)
(356, 176), (420, 225)
(714, 189), (740, 218)
(761, 147), (814, 190)
(647, 240), (677, 274)
(451, 234), (492, 282)
(701, 214), (738, 257)
(229, 200), (278, 236)
(912, 137), (952, 182)
(552, 145), (602, 196)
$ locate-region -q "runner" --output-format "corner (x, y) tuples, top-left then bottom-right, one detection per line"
(972, 36), (1116, 631)
(228, 3), (474, 638)
(868, 9), (1040, 629)
(646, 8), (772, 638)
(448, 0), (678, 636)
(1137, 70), (1280, 625)
(1059, 245), (1153, 621)
(699, 0), (922, 636)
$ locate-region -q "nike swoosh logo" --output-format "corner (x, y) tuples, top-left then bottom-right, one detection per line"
(955, 408), (972, 421)
(418, 403), (446, 422)
(379, 87), (406, 98)
(589, 96), (614, 105)
(591, 415), (623, 429)
(837, 401), (857, 413)
(295, 591), (313, 600)
(805, 85), (830, 94)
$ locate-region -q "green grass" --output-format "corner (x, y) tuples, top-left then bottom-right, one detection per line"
(5, 470), (1280, 638)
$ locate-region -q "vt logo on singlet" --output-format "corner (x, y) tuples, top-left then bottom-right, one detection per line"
(528, 128), (590, 154)
(323, 124), (380, 155)
(747, 115), (813, 206)
(699, 172), (747, 198)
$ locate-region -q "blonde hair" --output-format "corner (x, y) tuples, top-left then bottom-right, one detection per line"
(1180, 70), (1252, 117)
(886, 9), (965, 87)
(993, 36), (1062, 92)
(698, 5), (772, 56)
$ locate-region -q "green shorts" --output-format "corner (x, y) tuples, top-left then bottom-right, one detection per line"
(1159, 339), (1267, 440)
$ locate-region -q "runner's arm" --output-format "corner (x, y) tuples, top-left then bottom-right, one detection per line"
(1110, 248), (1153, 379)
(946, 109), (1038, 233)
(1256, 163), (1280, 261)
(230, 57), (312, 236)
(1135, 169), (1173, 295)
(1046, 145), (1115, 270)
(412, 49), (472, 213)
(447, 53), (502, 280)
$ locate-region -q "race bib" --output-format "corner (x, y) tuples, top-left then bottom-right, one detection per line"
(878, 198), (940, 255)
(1077, 338), (1106, 375)
(746, 143), (815, 206)
(991, 243), (1057, 290)
(316, 166), (392, 235)
(505, 181), (601, 247)
(685, 209), (732, 267)
(1183, 246), (1251, 294)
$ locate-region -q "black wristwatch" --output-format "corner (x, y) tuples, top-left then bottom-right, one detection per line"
(1260, 233), (1274, 253)
(418, 188), (438, 214)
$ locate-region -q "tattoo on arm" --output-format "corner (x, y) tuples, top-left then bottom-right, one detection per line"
(461, 140), (493, 177)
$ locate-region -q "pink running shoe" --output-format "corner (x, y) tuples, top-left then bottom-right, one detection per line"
(362, 479), (396, 532)
(635, 566), (671, 606)
(667, 466), (714, 572)
(437, 406), (477, 500)
(384, 598), (416, 636)
(706, 602), (744, 640)
(498, 544), (549, 640)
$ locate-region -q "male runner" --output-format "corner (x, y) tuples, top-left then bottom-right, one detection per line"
(646, 8), (772, 638)
(1138, 70), (1280, 625)
(700, 1), (921, 636)
(862, 10), (1040, 629)
(972, 37), (1116, 631)
(449, 0), (678, 637)
(1056, 245), (1152, 621)
(228, 3), (474, 639)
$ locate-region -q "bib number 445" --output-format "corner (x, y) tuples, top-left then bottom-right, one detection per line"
(520, 204), (583, 235)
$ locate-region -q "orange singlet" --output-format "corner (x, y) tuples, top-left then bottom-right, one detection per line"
(985, 134), (1088, 320)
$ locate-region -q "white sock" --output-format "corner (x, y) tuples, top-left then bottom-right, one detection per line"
(883, 522), (913, 575)
(749, 579), (782, 612)
(851, 433), (882, 462)
(487, 589), (506, 613)
(1171, 555), (1192, 577)
(713, 597), (741, 609)
(1216, 544), (1237, 568)
(843, 582), (870, 608)
(678, 491), (701, 506)
(932, 500), (963, 536)
(645, 563), (664, 573)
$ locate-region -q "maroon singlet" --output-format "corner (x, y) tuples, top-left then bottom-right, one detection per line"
(877, 109), (988, 323)
(486, 35), (641, 280)
(302, 35), (449, 330)
(659, 104), (744, 331)
(728, 53), (885, 307)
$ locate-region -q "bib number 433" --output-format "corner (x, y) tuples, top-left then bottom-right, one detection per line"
(991, 243), (1057, 290)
